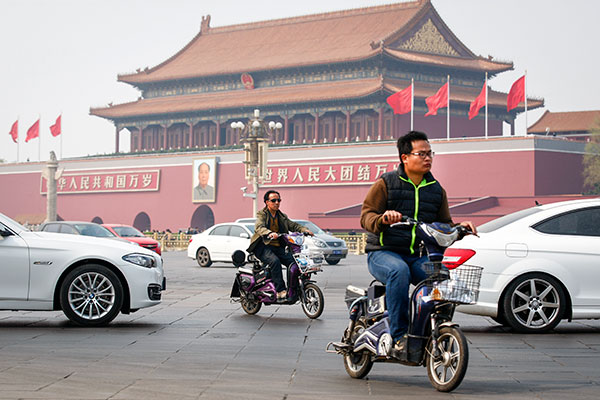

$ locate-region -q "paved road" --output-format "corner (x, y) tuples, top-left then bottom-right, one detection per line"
(1, 252), (599, 399)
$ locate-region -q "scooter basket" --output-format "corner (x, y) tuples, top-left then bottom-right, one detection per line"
(422, 263), (483, 305)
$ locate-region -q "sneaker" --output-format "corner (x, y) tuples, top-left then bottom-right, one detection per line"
(390, 334), (408, 360)
(277, 290), (287, 300)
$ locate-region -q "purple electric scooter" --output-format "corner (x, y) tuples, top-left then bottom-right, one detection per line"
(230, 232), (324, 319)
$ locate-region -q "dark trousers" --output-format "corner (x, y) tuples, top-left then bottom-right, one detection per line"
(254, 243), (295, 292)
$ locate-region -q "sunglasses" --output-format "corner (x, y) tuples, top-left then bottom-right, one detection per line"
(268, 198), (282, 203)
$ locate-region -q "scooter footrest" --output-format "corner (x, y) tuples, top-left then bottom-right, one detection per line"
(326, 341), (351, 353)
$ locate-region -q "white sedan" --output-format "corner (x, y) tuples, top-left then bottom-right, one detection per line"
(445, 198), (600, 333)
(187, 222), (254, 267)
(0, 212), (165, 326)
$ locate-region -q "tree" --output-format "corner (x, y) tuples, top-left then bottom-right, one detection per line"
(583, 118), (600, 194)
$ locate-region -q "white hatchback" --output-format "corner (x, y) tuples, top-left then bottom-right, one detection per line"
(0, 213), (165, 326)
(445, 198), (600, 333)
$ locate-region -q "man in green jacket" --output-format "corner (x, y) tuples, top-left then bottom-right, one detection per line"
(248, 190), (313, 300)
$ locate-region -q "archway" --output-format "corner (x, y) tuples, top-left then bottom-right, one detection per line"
(190, 205), (215, 232)
(91, 216), (103, 224)
(133, 212), (151, 232)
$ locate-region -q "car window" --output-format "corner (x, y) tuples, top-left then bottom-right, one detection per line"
(245, 224), (255, 233)
(113, 226), (144, 237)
(59, 224), (77, 234)
(478, 207), (543, 233)
(210, 225), (230, 236)
(533, 207), (600, 237)
(74, 223), (115, 237)
(229, 225), (247, 238)
(295, 220), (325, 234)
(43, 223), (61, 233)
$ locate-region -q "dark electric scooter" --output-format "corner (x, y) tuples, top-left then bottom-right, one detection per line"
(326, 217), (481, 392)
(230, 232), (324, 319)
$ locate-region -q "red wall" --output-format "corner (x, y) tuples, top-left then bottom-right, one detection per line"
(0, 137), (585, 231)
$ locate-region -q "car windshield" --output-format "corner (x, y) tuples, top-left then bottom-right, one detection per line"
(245, 224), (255, 233)
(112, 226), (145, 237)
(74, 223), (115, 237)
(295, 220), (325, 234)
(478, 206), (543, 233)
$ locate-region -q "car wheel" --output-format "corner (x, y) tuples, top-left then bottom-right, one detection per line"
(59, 264), (124, 326)
(501, 273), (566, 333)
(196, 247), (212, 267)
(325, 257), (341, 265)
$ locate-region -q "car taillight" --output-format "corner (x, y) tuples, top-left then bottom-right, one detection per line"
(442, 248), (476, 270)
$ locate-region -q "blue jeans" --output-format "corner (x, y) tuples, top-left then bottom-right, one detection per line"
(367, 250), (428, 342)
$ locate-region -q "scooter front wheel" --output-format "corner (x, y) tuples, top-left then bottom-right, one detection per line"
(241, 295), (262, 315)
(426, 326), (468, 392)
(301, 283), (324, 319)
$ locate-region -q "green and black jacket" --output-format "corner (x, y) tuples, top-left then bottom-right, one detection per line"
(360, 166), (453, 255)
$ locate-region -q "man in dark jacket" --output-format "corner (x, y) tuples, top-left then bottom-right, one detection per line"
(360, 131), (476, 357)
(248, 190), (313, 300)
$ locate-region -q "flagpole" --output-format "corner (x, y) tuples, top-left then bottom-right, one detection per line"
(410, 78), (414, 131)
(485, 72), (488, 138)
(15, 118), (19, 163)
(60, 113), (63, 160)
(446, 75), (450, 140)
(38, 115), (41, 161)
(524, 70), (528, 135)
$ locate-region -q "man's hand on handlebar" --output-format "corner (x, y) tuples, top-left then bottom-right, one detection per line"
(268, 232), (280, 240)
(382, 210), (403, 225)
(459, 221), (478, 236)
(304, 230), (315, 236)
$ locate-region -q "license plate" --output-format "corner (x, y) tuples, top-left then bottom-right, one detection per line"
(332, 250), (342, 255)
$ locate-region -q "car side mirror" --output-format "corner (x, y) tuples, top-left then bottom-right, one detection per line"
(0, 227), (13, 237)
(239, 232), (250, 239)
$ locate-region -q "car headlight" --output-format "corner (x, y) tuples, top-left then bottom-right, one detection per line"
(123, 253), (156, 268)
(312, 238), (327, 248)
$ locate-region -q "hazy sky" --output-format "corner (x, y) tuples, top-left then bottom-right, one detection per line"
(1, 0), (599, 163)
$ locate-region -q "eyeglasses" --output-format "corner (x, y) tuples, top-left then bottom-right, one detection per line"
(407, 151), (435, 159)
(268, 198), (282, 203)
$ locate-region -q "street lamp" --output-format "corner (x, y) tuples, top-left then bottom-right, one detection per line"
(231, 109), (282, 216)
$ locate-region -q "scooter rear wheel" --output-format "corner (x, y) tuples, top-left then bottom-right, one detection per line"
(343, 319), (373, 379)
(241, 296), (262, 315)
(301, 283), (324, 319)
(426, 326), (468, 392)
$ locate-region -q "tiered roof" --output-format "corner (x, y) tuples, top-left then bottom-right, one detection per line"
(92, 0), (530, 121)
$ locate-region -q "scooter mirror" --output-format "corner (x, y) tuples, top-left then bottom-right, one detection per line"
(231, 250), (246, 267)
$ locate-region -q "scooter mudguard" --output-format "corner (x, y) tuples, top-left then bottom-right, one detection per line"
(410, 284), (435, 337)
(230, 276), (241, 298)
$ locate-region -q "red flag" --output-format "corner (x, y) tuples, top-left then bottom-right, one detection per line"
(50, 115), (61, 137)
(386, 85), (412, 115)
(9, 120), (18, 143)
(507, 75), (525, 111)
(425, 82), (448, 116)
(468, 84), (486, 120)
(25, 119), (40, 143)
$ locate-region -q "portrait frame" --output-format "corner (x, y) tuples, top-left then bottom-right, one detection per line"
(192, 157), (217, 203)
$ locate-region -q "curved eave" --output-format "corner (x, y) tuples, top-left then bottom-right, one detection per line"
(383, 48), (512, 73)
(117, 51), (381, 86)
(91, 78), (383, 120)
